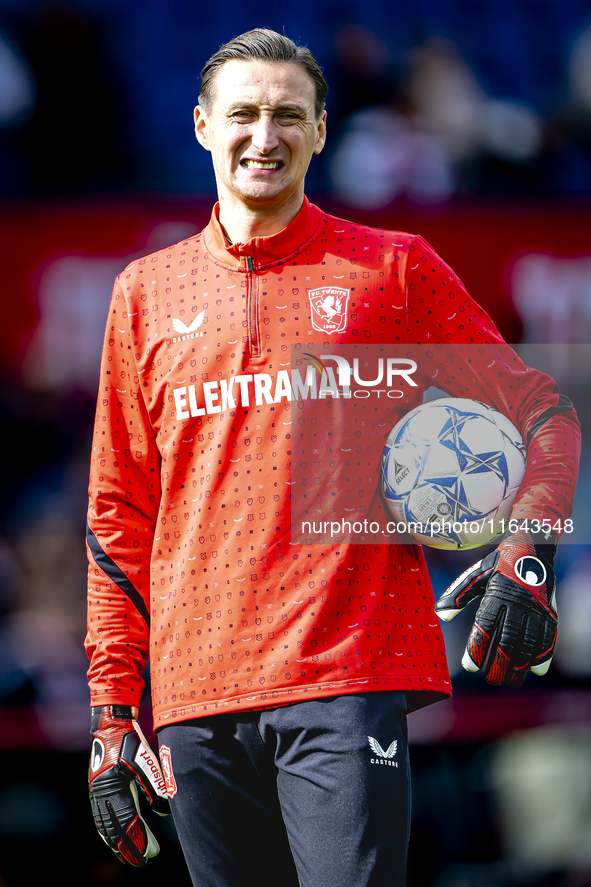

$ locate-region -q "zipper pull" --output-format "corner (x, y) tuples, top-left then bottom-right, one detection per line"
(246, 256), (254, 271)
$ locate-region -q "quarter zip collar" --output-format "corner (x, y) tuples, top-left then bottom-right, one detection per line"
(202, 196), (324, 271)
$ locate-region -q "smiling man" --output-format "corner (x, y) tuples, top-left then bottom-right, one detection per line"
(86, 28), (579, 887)
(194, 57), (326, 238)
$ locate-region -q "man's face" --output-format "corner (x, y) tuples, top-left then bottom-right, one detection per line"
(194, 59), (326, 214)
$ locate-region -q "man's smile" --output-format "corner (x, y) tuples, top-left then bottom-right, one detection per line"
(240, 159), (285, 170)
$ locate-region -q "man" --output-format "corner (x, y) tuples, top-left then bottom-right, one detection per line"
(86, 28), (579, 886)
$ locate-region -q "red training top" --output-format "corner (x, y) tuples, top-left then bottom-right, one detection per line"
(85, 198), (580, 729)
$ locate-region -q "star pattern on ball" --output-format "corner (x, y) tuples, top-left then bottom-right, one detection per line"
(421, 410), (510, 524)
(438, 409), (510, 482)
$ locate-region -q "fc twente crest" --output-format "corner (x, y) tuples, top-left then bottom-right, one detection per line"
(309, 287), (350, 334)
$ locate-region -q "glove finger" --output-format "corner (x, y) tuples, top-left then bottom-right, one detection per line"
(530, 615), (558, 676)
(105, 800), (157, 866)
(460, 573), (508, 675)
(508, 665), (529, 688)
(461, 618), (496, 674)
(435, 557), (493, 622)
(484, 644), (512, 686)
(530, 658), (552, 677)
(117, 811), (160, 866)
(107, 783), (160, 866)
(492, 608), (540, 686)
(505, 612), (541, 687)
(91, 794), (119, 854)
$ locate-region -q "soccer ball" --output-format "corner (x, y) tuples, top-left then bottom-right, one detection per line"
(381, 398), (527, 550)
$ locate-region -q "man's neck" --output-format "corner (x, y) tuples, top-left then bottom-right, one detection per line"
(216, 191), (305, 245)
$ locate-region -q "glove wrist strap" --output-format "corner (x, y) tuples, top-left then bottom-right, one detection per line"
(91, 704), (134, 734)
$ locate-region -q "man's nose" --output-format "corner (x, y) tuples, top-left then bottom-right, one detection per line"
(251, 116), (280, 154)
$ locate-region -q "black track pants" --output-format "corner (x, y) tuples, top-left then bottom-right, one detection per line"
(158, 691), (410, 887)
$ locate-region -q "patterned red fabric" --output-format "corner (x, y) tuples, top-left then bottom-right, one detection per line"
(85, 198), (579, 728)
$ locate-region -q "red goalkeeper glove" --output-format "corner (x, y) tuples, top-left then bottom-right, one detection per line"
(89, 705), (170, 866)
(434, 525), (558, 687)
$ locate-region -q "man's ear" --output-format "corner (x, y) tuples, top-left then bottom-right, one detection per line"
(314, 110), (327, 155)
(194, 106), (211, 151)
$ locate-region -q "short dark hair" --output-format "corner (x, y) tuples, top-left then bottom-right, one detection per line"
(199, 28), (328, 120)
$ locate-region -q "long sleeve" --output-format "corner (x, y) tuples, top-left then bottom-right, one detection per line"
(85, 273), (162, 706)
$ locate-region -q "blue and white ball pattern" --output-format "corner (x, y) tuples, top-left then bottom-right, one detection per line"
(381, 398), (527, 549)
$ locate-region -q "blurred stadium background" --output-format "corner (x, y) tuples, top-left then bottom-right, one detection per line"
(0, 1), (590, 884)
